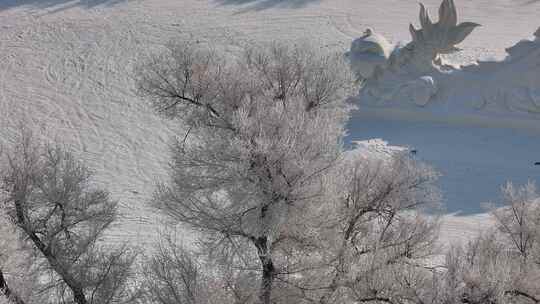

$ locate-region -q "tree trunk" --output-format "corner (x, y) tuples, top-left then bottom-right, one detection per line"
(14, 200), (88, 304)
(72, 290), (88, 304)
(260, 257), (274, 304)
(26, 230), (88, 304)
(253, 236), (275, 304)
(0, 268), (26, 304)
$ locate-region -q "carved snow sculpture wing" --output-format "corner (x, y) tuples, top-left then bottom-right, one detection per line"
(450, 22), (481, 46)
(438, 0), (457, 29)
(409, 0), (480, 56)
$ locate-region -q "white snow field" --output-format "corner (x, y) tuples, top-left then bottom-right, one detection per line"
(0, 0), (538, 246)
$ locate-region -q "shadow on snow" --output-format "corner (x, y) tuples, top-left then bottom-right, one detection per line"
(0, 0), (136, 12)
(214, 0), (320, 12)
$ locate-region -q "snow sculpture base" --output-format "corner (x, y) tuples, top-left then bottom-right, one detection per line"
(347, 0), (540, 126)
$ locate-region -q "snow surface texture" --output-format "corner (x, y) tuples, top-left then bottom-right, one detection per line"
(1, 0), (538, 246)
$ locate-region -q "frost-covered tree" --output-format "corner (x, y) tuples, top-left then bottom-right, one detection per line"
(430, 181), (540, 304)
(427, 234), (508, 304)
(269, 152), (441, 304)
(486, 181), (540, 303)
(140, 231), (233, 304)
(491, 181), (540, 263)
(136, 42), (355, 304)
(143, 239), (203, 304)
(0, 131), (139, 304)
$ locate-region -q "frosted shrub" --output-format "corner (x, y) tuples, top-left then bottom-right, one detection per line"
(492, 181), (540, 262)
(433, 181), (540, 304)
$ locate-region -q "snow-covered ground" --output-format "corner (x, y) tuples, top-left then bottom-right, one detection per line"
(348, 114), (540, 215)
(1, 0), (538, 246)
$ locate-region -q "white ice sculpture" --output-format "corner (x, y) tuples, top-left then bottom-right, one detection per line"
(347, 0), (540, 116)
